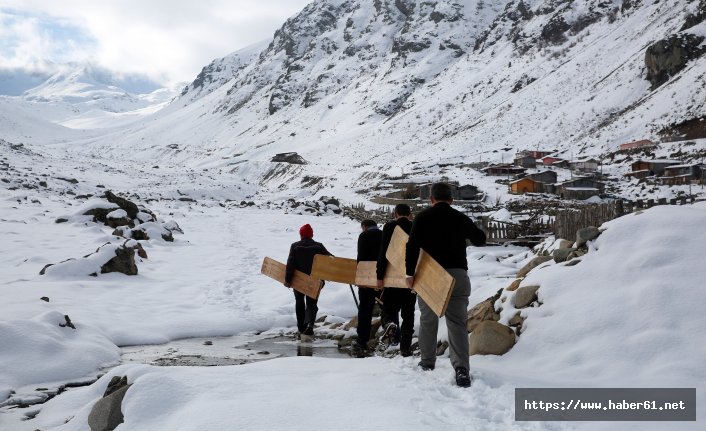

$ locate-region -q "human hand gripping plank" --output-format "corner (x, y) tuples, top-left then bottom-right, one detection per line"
(260, 257), (323, 300)
(385, 226), (455, 317)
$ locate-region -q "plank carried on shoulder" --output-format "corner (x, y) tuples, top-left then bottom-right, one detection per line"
(260, 257), (323, 300)
(354, 261), (407, 289)
(385, 226), (456, 317)
(311, 255), (357, 285)
(311, 255), (408, 289)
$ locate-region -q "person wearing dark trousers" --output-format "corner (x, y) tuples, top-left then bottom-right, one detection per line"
(376, 204), (416, 356)
(351, 219), (383, 358)
(284, 223), (332, 338)
(405, 183), (486, 387)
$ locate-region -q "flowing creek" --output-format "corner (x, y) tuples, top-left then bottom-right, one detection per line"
(0, 332), (350, 427)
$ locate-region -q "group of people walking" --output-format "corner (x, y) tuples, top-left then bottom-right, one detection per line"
(283, 182), (486, 387)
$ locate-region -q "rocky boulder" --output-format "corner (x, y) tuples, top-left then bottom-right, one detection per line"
(88, 376), (131, 431)
(467, 299), (500, 332)
(469, 321), (516, 355)
(576, 226), (601, 247)
(645, 34), (706, 89)
(514, 285), (540, 309)
(517, 256), (552, 278)
(104, 191), (139, 220)
(553, 248), (577, 263)
(506, 278), (523, 292)
(101, 247), (137, 276)
(271, 152), (308, 164)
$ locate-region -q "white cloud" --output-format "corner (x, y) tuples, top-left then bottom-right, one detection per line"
(0, 0), (312, 85)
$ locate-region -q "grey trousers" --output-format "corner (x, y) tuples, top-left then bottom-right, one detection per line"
(417, 268), (471, 370)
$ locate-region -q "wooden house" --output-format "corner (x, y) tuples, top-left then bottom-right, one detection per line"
(509, 177), (544, 194)
(419, 183), (480, 200)
(571, 158), (600, 173)
(514, 154), (537, 168)
(625, 159), (680, 179)
(619, 139), (656, 152)
(527, 170), (558, 184)
(555, 177), (605, 200)
(482, 164), (527, 176)
(542, 156), (568, 167)
(661, 163), (706, 185)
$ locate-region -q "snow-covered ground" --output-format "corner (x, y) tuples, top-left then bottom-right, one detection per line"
(1, 138), (704, 430)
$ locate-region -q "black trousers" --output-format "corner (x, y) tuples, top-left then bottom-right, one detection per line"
(294, 290), (318, 332)
(381, 288), (416, 351)
(356, 287), (381, 347)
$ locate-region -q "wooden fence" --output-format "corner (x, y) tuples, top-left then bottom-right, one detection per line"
(553, 196), (695, 240)
(480, 218), (555, 242)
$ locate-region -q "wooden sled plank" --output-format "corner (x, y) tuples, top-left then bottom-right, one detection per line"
(311, 255), (358, 285)
(385, 226), (456, 317)
(260, 257), (323, 300)
(354, 261), (408, 289)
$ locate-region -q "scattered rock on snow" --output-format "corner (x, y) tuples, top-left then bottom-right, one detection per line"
(506, 278), (523, 292)
(100, 247), (137, 276)
(88, 376), (130, 431)
(517, 256), (552, 278)
(514, 285), (540, 309)
(467, 291), (502, 332)
(469, 321), (516, 356)
(553, 247), (577, 263)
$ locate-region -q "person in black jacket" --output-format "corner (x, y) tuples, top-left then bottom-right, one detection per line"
(376, 204), (416, 356)
(351, 219), (383, 357)
(405, 183), (486, 387)
(285, 223), (331, 338)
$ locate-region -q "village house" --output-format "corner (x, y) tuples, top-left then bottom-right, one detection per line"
(514, 153), (537, 168)
(555, 177), (605, 200)
(509, 171), (557, 195)
(660, 163), (706, 185)
(619, 139), (657, 152)
(624, 159), (681, 179)
(541, 155), (569, 167)
(571, 158), (600, 173)
(482, 164), (527, 176)
(509, 177), (544, 194)
(419, 183), (481, 200)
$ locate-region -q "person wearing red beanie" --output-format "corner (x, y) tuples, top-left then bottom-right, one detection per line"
(299, 223), (314, 238)
(284, 224), (331, 338)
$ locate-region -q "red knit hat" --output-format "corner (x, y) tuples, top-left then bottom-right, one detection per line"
(299, 224), (313, 238)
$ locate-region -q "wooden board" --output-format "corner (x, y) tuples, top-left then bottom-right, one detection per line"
(260, 257), (323, 300)
(385, 226), (456, 317)
(311, 255), (358, 285)
(354, 261), (408, 289)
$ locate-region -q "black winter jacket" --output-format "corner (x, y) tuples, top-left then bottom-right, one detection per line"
(377, 217), (412, 280)
(285, 238), (331, 283)
(357, 226), (382, 262)
(405, 202), (486, 275)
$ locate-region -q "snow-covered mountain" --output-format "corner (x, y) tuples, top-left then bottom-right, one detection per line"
(57, 0), (703, 172)
(1, 0), (705, 197)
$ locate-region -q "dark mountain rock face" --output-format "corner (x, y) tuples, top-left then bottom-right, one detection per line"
(645, 33), (706, 89)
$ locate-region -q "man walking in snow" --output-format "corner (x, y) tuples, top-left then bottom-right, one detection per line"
(351, 219), (383, 357)
(284, 223), (331, 339)
(376, 204), (416, 357)
(405, 182), (486, 387)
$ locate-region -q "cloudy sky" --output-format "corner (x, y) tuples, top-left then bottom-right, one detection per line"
(0, 0), (312, 85)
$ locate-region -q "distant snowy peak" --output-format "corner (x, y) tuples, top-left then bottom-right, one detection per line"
(23, 64), (163, 105)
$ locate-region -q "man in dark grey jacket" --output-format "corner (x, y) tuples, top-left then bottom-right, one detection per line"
(405, 183), (486, 387)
